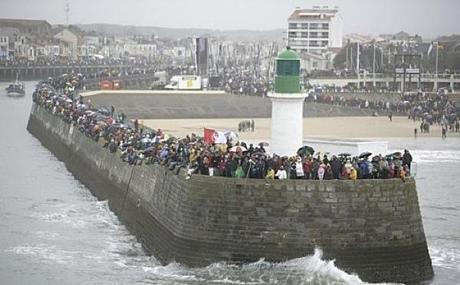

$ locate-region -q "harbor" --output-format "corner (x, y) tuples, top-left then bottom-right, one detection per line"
(2, 1), (460, 284)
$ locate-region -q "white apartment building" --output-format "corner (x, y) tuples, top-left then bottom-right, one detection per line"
(287, 6), (343, 54)
(124, 43), (157, 58)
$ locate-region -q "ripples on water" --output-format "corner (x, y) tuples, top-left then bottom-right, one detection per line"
(0, 82), (459, 284)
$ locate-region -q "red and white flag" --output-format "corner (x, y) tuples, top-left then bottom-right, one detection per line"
(204, 128), (227, 144)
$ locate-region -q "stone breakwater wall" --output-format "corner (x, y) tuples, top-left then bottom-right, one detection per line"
(27, 104), (433, 284)
(85, 92), (374, 119)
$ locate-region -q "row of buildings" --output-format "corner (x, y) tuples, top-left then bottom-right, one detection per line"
(2, 7), (453, 75)
(0, 19), (179, 63)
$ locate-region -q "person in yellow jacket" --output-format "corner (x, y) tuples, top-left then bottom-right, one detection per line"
(189, 149), (199, 163)
(399, 167), (407, 182)
(350, 167), (358, 181)
(265, 167), (275, 179)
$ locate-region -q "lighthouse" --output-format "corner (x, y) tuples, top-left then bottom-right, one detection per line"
(268, 48), (307, 156)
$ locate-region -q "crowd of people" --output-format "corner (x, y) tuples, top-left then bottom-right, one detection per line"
(214, 66), (269, 96)
(32, 73), (415, 182)
(238, 120), (255, 132)
(0, 56), (158, 67)
(307, 89), (460, 135)
(307, 92), (410, 114)
(403, 91), (459, 134)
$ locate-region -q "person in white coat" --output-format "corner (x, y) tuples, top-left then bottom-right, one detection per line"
(276, 166), (287, 180)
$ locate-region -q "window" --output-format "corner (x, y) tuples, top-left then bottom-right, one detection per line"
(301, 32), (308, 38)
(310, 32), (318, 38)
(276, 60), (300, 76)
(301, 23), (308, 29)
(288, 32), (297, 38)
(289, 23), (297, 29)
(310, 23), (319, 30)
(322, 23), (329, 29)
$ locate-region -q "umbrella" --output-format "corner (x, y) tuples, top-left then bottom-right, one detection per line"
(315, 151), (330, 157)
(258, 142), (269, 147)
(96, 121), (108, 127)
(372, 155), (381, 162)
(142, 146), (155, 155)
(393, 152), (402, 158)
(111, 123), (125, 129)
(297, 145), (315, 157)
(98, 107), (110, 116)
(166, 136), (176, 144)
(338, 153), (351, 157)
(94, 114), (108, 121)
(252, 151), (267, 158)
(359, 152), (372, 159)
(141, 137), (152, 143)
(229, 146), (247, 153)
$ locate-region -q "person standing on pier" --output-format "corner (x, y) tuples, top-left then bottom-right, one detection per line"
(402, 150), (413, 173)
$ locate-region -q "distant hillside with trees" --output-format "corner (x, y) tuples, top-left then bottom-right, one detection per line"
(77, 23), (284, 42)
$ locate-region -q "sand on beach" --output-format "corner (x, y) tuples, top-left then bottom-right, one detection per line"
(141, 116), (459, 141)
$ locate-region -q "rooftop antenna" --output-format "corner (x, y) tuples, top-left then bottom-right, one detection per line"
(65, 0), (70, 26)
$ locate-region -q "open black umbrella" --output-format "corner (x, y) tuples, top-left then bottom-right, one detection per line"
(338, 153), (351, 157)
(372, 155), (381, 162)
(359, 151), (372, 159)
(98, 107), (110, 116)
(297, 145), (315, 157)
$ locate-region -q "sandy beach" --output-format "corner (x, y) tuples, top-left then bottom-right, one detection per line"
(141, 116), (460, 141)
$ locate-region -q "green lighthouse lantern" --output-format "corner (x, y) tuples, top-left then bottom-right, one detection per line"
(274, 47), (301, 93)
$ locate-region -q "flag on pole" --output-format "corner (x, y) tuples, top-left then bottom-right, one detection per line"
(427, 43), (433, 56)
(204, 128), (215, 144)
(203, 128), (227, 144)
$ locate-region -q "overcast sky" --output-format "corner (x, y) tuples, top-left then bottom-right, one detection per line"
(1, 0), (459, 38)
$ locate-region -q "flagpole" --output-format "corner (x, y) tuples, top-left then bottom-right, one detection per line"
(357, 43), (360, 89)
(435, 42), (439, 92)
(373, 43), (376, 88)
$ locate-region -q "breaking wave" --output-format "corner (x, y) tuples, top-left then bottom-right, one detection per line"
(410, 150), (460, 164)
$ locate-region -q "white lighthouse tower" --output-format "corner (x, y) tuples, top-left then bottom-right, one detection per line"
(268, 48), (307, 156)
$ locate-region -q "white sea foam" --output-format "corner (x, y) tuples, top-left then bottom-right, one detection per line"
(430, 246), (460, 270)
(137, 248), (401, 285)
(409, 150), (460, 164)
(32, 212), (87, 228)
(5, 244), (76, 265)
(34, 231), (61, 240)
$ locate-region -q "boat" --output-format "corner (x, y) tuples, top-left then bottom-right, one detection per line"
(6, 74), (25, 97)
(6, 82), (25, 97)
